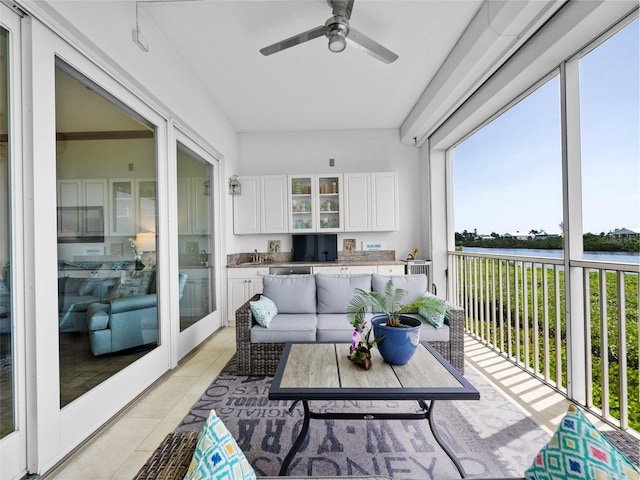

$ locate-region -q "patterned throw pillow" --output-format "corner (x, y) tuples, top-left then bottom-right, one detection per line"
(109, 270), (154, 300)
(417, 293), (447, 329)
(525, 404), (640, 480)
(249, 295), (278, 327)
(183, 409), (256, 480)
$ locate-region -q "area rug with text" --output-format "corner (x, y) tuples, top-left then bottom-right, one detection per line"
(176, 356), (549, 479)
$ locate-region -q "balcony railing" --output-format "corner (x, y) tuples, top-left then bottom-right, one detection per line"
(449, 250), (639, 433)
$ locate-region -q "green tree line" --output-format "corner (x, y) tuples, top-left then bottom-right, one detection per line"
(455, 232), (639, 253)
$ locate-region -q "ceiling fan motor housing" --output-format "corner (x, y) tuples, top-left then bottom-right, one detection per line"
(325, 16), (349, 52)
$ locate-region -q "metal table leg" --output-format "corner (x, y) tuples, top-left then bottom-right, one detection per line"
(422, 400), (467, 478)
(279, 400), (310, 476)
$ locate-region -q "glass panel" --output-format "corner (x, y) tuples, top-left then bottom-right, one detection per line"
(290, 175), (313, 231)
(580, 19), (639, 240)
(318, 175), (340, 230)
(177, 144), (215, 331)
(0, 25), (14, 439)
(452, 76), (563, 252)
(55, 63), (157, 407)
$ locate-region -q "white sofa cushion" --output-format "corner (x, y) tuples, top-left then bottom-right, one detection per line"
(316, 312), (373, 342)
(262, 275), (316, 313)
(316, 274), (372, 313)
(250, 313), (317, 343)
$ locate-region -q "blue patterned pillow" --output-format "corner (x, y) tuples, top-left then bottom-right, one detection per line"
(250, 295), (278, 327)
(417, 293), (447, 328)
(525, 404), (639, 480)
(183, 409), (256, 480)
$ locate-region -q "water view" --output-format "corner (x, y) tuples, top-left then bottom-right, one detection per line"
(461, 247), (640, 265)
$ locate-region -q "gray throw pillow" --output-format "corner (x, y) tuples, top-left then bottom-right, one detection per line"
(262, 274), (316, 313)
(316, 274), (372, 313)
(372, 274), (427, 304)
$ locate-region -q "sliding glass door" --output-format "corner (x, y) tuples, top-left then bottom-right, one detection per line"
(0, 5), (26, 479)
(55, 61), (158, 406)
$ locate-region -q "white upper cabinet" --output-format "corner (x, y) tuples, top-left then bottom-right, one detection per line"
(288, 175), (315, 232)
(344, 172), (399, 231)
(233, 172), (398, 234)
(260, 175), (288, 233)
(192, 177), (210, 234)
(233, 176), (261, 235)
(343, 173), (371, 232)
(316, 174), (343, 232)
(109, 179), (135, 236)
(177, 178), (191, 234)
(371, 172), (399, 231)
(234, 175), (288, 234)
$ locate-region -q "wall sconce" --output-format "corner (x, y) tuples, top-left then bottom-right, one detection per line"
(228, 175), (241, 195)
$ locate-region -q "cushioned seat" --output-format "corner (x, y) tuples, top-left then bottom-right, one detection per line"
(251, 313), (317, 343)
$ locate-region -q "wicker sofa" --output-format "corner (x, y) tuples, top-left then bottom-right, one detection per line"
(236, 273), (464, 376)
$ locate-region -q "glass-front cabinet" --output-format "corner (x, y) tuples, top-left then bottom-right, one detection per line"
(289, 175), (314, 231)
(109, 179), (134, 235)
(137, 179), (157, 233)
(317, 174), (342, 231)
(288, 174), (343, 232)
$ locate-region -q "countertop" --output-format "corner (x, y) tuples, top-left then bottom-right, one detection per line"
(227, 260), (405, 268)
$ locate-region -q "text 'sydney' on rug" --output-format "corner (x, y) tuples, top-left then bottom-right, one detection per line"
(176, 356), (549, 479)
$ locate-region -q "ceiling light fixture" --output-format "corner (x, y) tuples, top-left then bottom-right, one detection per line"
(326, 19), (348, 53)
(328, 30), (346, 52)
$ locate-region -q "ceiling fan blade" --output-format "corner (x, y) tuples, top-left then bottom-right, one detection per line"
(347, 27), (398, 64)
(260, 25), (326, 56)
(329, 0), (354, 20)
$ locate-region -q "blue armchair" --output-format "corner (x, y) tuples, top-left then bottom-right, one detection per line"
(87, 273), (187, 356)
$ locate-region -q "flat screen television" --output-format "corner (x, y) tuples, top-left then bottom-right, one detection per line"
(292, 234), (338, 262)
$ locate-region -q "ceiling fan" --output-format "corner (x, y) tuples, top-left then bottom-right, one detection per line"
(259, 0), (398, 64)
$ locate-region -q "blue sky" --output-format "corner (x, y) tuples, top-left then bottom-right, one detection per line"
(453, 19), (639, 236)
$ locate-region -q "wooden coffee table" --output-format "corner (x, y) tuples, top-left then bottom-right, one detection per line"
(269, 341), (480, 477)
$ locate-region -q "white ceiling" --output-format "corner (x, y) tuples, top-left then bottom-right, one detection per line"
(141, 0), (485, 134)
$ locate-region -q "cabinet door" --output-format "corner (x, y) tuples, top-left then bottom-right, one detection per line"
(247, 277), (263, 298)
(227, 277), (264, 323)
(58, 180), (81, 207)
(177, 178), (191, 234)
(233, 176), (260, 235)
(192, 177), (210, 234)
(343, 173), (371, 231)
(316, 174), (343, 232)
(109, 179), (135, 235)
(260, 175), (288, 233)
(83, 180), (107, 209)
(137, 179), (157, 233)
(371, 172), (399, 231)
(289, 175), (314, 232)
(228, 279), (249, 323)
(377, 264), (406, 275)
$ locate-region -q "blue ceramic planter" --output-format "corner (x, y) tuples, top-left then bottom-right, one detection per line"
(371, 315), (422, 365)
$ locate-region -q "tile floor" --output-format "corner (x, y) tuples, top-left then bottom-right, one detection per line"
(42, 330), (606, 479)
(43, 326), (236, 480)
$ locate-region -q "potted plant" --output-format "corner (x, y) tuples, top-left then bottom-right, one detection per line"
(347, 280), (450, 366)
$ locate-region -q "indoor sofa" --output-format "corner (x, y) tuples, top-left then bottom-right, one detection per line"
(86, 272), (187, 356)
(236, 273), (464, 376)
(58, 275), (118, 332)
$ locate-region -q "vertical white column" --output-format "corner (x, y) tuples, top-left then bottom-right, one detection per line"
(560, 59), (586, 403)
(424, 142), (449, 299)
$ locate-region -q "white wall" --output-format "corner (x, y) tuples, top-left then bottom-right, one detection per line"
(234, 129), (424, 260)
(29, 0), (240, 261)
